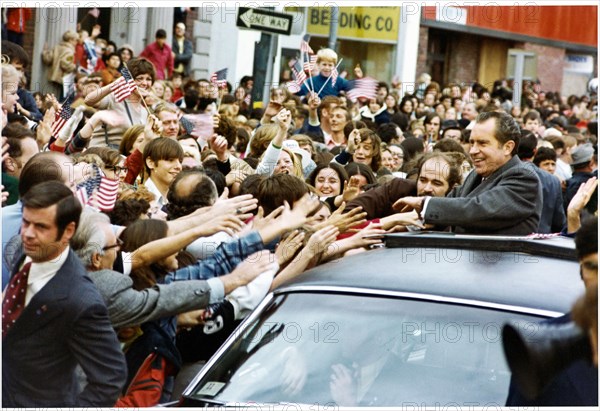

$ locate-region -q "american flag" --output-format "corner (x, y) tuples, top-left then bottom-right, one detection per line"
(77, 174), (120, 212)
(303, 54), (317, 74)
(51, 94), (73, 137)
(180, 116), (195, 134)
(210, 68), (228, 88)
(289, 58), (307, 88)
(286, 81), (301, 94)
(331, 66), (339, 87)
(346, 76), (379, 103)
(300, 34), (313, 55)
(110, 66), (136, 102)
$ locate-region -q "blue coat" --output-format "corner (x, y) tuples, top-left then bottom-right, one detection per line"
(296, 73), (350, 98)
(2, 248), (127, 407)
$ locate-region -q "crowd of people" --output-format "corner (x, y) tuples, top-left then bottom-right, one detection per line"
(1, 20), (598, 407)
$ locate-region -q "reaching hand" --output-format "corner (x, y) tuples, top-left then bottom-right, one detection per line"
(313, 203), (367, 234)
(305, 225), (339, 259)
(342, 176), (362, 203)
(209, 134), (229, 161)
(275, 229), (306, 266)
(213, 191), (258, 216)
(346, 129), (361, 154)
(275, 193), (321, 231)
(346, 222), (386, 249)
(307, 92), (321, 111)
(198, 212), (246, 237)
(229, 251), (279, 287)
(144, 114), (163, 141)
(274, 108), (292, 131)
(393, 196), (425, 215)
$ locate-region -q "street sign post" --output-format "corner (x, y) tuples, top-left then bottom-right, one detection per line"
(236, 7), (293, 36)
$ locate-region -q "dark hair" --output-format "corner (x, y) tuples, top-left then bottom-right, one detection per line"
(377, 123), (400, 144)
(357, 128), (382, 172)
(517, 130), (538, 160)
(416, 151), (463, 192)
(143, 137), (184, 177)
(239, 173), (264, 198)
(183, 88), (199, 111)
(166, 170), (218, 219)
(476, 111), (521, 155)
(156, 29), (167, 39)
(400, 137), (425, 166)
(105, 52), (121, 62)
(203, 166), (226, 196)
(433, 138), (468, 157)
(121, 219), (170, 289)
(107, 198), (151, 226)
(127, 57), (156, 84)
(120, 124), (145, 156)
(1, 40), (30, 68)
(523, 110), (541, 123)
(345, 162), (376, 186)
(575, 217), (597, 260)
(390, 112), (409, 132)
(18, 152), (73, 197)
(533, 147), (557, 166)
(306, 162), (349, 193)
(21, 181), (82, 239)
(256, 174), (309, 215)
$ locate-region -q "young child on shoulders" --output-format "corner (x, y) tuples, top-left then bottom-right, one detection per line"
(296, 48), (350, 99)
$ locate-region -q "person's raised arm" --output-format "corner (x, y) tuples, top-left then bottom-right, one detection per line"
(256, 108), (292, 175)
(84, 83), (115, 107)
(129, 212), (247, 270)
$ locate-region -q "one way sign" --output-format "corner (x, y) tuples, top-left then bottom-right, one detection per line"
(236, 7), (293, 36)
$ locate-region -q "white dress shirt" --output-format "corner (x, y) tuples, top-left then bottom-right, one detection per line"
(24, 246), (70, 306)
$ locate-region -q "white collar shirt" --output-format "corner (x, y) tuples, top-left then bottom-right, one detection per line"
(24, 246), (70, 306)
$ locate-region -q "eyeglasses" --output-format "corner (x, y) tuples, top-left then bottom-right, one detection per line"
(102, 238), (123, 251)
(107, 165), (128, 174)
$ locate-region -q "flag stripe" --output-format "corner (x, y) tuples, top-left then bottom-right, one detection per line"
(111, 67), (136, 102)
(346, 77), (378, 102)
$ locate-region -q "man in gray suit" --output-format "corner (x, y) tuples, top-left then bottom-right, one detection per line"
(2, 181), (127, 407)
(396, 111), (542, 235)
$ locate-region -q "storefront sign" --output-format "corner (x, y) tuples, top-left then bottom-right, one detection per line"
(307, 7), (400, 42)
(564, 54), (594, 74)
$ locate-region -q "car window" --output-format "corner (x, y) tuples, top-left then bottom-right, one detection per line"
(188, 292), (548, 407)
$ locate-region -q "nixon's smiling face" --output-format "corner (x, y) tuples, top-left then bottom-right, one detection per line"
(469, 118), (514, 178)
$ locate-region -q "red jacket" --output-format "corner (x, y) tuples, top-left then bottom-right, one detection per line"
(140, 42), (174, 80)
(6, 8), (31, 33)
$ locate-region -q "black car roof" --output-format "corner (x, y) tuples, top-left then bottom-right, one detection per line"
(277, 233), (583, 316)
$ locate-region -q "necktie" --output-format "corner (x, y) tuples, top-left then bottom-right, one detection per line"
(2, 262), (32, 338)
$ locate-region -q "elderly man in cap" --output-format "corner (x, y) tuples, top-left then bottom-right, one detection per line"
(564, 143), (597, 214)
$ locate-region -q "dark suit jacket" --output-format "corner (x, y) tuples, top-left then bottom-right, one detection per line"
(2, 248), (127, 407)
(532, 166), (566, 233)
(425, 156), (542, 235)
(345, 178), (417, 219)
